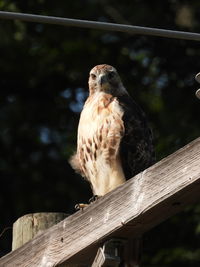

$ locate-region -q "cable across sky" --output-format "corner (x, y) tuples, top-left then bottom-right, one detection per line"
(0, 11), (200, 41)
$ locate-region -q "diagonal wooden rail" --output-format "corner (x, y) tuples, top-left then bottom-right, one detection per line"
(0, 137), (200, 266)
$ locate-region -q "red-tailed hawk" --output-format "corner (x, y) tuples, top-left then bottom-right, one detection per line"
(70, 64), (155, 198)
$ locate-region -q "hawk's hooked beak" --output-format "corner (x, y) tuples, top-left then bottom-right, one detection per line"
(99, 74), (109, 86)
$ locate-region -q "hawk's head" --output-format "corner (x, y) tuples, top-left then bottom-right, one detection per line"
(88, 64), (127, 96)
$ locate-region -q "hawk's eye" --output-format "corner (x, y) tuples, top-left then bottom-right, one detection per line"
(108, 71), (115, 79)
(90, 73), (96, 80)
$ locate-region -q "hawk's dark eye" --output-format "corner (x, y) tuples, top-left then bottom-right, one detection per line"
(108, 71), (115, 79)
(90, 73), (96, 80)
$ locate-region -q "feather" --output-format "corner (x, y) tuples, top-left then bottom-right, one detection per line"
(118, 94), (155, 179)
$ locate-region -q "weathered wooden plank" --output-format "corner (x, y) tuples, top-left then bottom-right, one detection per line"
(12, 213), (68, 251)
(1, 137), (200, 267)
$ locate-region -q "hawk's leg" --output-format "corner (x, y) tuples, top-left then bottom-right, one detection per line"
(75, 196), (101, 210)
(74, 203), (89, 211)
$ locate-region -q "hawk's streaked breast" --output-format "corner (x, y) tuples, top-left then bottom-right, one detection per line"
(77, 91), (126, 196)
(69, 64), (155, 197)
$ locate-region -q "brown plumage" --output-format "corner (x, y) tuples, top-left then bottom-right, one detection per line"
(70, 64), (155, 197)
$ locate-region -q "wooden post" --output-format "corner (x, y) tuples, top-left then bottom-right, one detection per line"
(12, 212), (68, 251)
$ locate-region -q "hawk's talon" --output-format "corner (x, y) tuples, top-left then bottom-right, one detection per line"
(75, 203), (89, 210)
(89, 195), (100, 204)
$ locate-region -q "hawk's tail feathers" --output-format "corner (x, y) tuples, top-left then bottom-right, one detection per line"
(69, 153), (85, 177)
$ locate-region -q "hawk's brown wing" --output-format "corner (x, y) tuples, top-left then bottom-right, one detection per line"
(118, 94), (155, 180)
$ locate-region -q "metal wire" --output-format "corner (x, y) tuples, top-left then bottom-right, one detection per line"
(0, 11), (200, 41)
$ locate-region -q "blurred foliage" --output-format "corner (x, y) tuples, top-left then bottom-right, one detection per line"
(0, 0), (200, 265)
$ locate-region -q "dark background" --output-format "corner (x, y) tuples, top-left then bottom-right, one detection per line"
(0, 0), (200, 265)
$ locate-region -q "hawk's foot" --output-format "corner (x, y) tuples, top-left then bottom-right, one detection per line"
(89, 195), (100, 204)
(75, 203), (89, 211)
(75, 195), (101, 210)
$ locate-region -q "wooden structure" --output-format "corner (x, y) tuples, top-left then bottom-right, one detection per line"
(0, 137), (200, 266)
(12, 213), (68, 251)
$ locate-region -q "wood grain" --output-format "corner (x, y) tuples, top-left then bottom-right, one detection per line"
(12, 213), (68, 251)
(1, 137), (200, 267)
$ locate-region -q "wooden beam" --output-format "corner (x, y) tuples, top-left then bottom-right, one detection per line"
(12, 213), (68, 250)
(1, 137), (200, 266)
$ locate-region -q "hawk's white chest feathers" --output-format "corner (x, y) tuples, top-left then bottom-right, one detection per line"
(77, 92), (126, 196)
